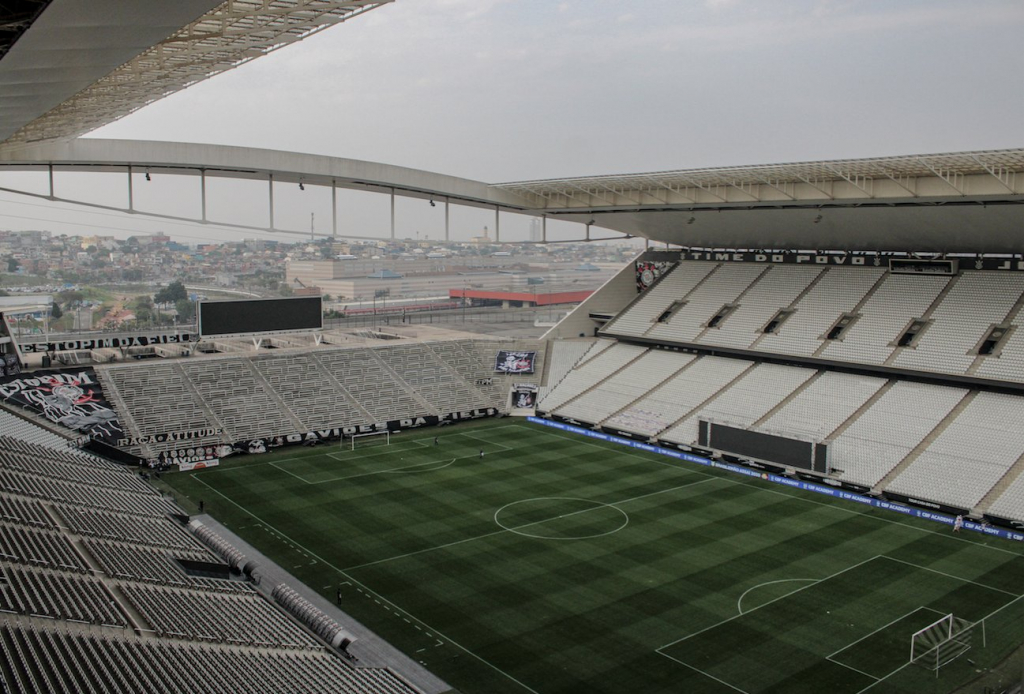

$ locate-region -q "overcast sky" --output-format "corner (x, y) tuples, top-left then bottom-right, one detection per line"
(2, 0), (1023, 245)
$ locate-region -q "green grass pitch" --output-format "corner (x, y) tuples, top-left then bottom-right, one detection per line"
(161, 419), (1024, 694)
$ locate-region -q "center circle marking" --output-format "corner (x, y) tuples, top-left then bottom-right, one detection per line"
(493, 496), (629, 540)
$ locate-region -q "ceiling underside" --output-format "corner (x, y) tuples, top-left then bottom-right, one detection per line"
(0, 0), (391, 148)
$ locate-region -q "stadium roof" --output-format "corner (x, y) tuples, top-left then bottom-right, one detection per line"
(0, 0), (391, 149)
(494, 149), (1024, 208)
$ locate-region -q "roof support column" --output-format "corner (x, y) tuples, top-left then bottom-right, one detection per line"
(127, 166), (134, 213)
(495, 205), (500, 243)
(390, 188), (395, 239)
(331, 180), (337, 237)
(444, 198), (450, 242)
(200, 169), (207, 223)
(47, 165), (54, 199)
(542, 215), (547, 243)
(268, 174), (275, 230)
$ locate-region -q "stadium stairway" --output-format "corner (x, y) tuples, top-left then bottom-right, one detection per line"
(821, 380), (897, 440)
(655, 358), (757, 440)
(810, 270), (891, 358)
(241, 359), (307, 432)
(972, 450), (1024, 516)
(690, 265), (772, 343)
(366, 350), (439, 416)
(306, 354), (377, 423)
(872, 390), (978, 495)
(749, 370), (826, 429)
(170, 363), (233, 441)
(548, 348), (643, 419)
(881, 273), (962, 367)
(747, 267), (832, 351)
(966, 289), (1024, 376)
(596, 355), (698, 432)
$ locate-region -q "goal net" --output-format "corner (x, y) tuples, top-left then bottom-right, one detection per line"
(910, 614), (977, 672)
(349, 430), (391, 450)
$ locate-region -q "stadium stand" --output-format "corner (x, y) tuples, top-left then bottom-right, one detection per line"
(0, 417), (433, 693)
(0, 411), (70, 449)
(536, 342), (647, 413)
(886, 391), (1024, 510)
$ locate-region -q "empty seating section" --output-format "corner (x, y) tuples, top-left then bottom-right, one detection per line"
(646, 264), (766, 342)
(54, 505), (197, 551)
(887, 392), (1024, 509)
(601, 261), (713, 336)
(759, 372), (887, 441)
(556, 350), (685, 425)
(181, 360), (283, 440)
(0, 496), (53, 528)
(894, 273), (1024, 374)
(827, 382), (967, 487)
(0, 565), (127, 626)
(104, 364), (221, 449)
(987, 472), (1024, 525)
(0, 624), (419, 694)
(0, 522), (86, 572)
(0, 467), (177, 518)
(819, 274), (950, 364)
(428, 341), (505, 408)
(700, 266), (822, 348)
(315, 348), (424, 421)
(122, 584), (320, 648)
(677, 363), (817, 438)
(0, 447), (149, 494)
(377, 343), (487, 414)
(0, 421), (426, 694)
(0, 436), (106, 468)
(645, 356), (755, 444)
(542, 340), (595, 392)
(83, 538), (219, 587)
(537, 343), (647, 412)
(0, 410), (69, 449)
(601, 354), (696, 436)
(756, 267), (885, 356)
(251, 354), (365, 431)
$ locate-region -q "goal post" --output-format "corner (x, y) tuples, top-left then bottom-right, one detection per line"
(910, 614), (977, 672)
(349, 430), (391, 450)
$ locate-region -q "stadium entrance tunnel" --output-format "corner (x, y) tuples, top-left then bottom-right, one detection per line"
(494, 497), (629, 540)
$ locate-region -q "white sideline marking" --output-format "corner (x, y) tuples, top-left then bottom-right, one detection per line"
(880, 555), (1021, 597)
(824, 657), (880, 682)
(735, 578), (817, 615)
(827, 606), (944, 660)
(656, 555), (883, 652)
(657, 651), (751, 694)
(189, 473), (540, 694)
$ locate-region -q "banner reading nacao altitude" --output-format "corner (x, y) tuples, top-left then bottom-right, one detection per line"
(0, 368), (124, 444)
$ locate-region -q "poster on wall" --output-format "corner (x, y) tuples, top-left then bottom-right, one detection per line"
(512, 383), (538, 409)
(0, 368), (123, 443)
(494, 351), (536, 374)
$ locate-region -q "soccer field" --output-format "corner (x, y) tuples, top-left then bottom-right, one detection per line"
(162, 420), (1024, 694)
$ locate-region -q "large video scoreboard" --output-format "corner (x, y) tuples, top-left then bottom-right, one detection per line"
(198, 297), (322, 338)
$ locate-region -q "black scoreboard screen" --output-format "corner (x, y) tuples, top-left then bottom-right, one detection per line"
(198, 297), (322, 337)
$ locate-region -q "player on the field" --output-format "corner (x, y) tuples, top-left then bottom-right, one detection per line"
(953, 514), (963, 533)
